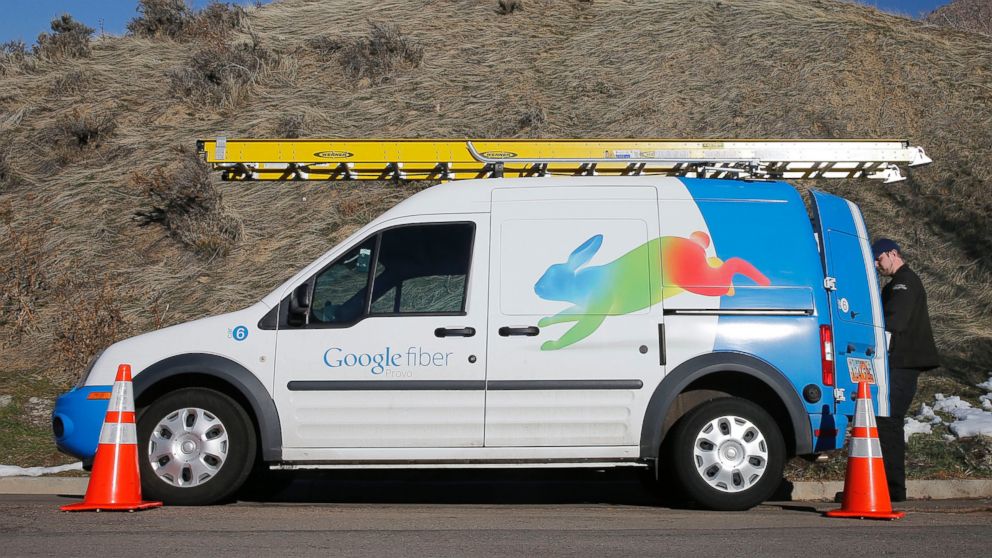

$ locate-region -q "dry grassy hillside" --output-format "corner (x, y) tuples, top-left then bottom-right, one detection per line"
(0, 0), (990, 466)
(925, 0), (991, 36)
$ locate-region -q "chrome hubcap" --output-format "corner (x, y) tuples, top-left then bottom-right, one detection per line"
(148, 407), (229, 488)
(693, 415), (768, 493)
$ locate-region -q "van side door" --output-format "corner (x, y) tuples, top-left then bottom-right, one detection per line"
(485, 186), (663, 448)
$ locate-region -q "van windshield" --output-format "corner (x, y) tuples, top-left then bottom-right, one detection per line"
(309, 223), (473, 324)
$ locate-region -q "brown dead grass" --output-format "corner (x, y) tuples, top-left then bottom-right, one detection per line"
(0, 1), (989, 467)
(925, 0), (992, 36)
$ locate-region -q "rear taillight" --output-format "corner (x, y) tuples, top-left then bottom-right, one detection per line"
(820, 324), (835, 386)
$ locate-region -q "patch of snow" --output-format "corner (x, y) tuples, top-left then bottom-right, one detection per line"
(916, 403), (943, 424)
(977, 375), (992, 391)
(933, 394), (973, 413)
(0, 462), (83, 477)
(928, 393), (992, 439)
(948, 409), (992, 438)
(980, 393), (992, 411)
(904, 417), (932, 442)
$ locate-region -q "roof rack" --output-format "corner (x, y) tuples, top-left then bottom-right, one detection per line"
(196, 138), (931, 183)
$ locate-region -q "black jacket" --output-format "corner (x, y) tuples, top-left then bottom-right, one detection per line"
(881, 265), (939, 370)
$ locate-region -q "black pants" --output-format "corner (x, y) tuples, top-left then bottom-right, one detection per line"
(876, 368), (920, 500)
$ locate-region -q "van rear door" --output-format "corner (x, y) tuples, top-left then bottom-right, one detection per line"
(809, 190), (890, 416)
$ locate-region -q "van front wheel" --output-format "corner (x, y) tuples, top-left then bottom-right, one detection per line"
(669, 398), (784, 511)
(137, 388), (256, 505)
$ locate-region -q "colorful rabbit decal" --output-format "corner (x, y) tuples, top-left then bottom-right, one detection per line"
(534, 231), (770, 350)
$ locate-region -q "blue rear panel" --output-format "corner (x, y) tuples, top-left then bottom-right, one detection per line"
(680, 179), (842, 451)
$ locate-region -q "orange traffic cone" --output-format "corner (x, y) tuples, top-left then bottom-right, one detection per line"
(826, 381), (904, 520)
(61, 364), (162, 512)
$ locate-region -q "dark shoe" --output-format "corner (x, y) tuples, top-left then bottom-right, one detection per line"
(890, 494), (907, 503)
(833, 491), (844, 503)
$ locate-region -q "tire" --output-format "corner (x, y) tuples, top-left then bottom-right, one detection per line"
(137, 388), (257, 506)
(668, 397), (785, 511)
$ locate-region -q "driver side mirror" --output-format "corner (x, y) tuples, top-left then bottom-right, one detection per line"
(288, 282), (311, 326)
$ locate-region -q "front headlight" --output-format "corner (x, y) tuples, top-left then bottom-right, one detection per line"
(75, 349), (105, 388)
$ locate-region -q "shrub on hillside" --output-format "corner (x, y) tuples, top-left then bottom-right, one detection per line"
(496, 0), (523, 14)
(338, 23), (424, 85)
(35, 14), (94, 59)
(37, 108), (118, 165)
(128, 0), (246, 40)
(50, 69), (89, 96)
(55, 109), (117, 149)
(516, 105), (547, 134)
(274, 114), (308, 138)
(0, 40), (33, 75)
(187, 2), (248, 39)
(128, 0), (191, 38)
(307, 35), (344, 57)
(132, 150), (242, 257)
(169, 38), (273, 106)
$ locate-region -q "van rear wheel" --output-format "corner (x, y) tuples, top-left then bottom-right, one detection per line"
(669, 397), (784, 511)
(137, 388), (256, 505)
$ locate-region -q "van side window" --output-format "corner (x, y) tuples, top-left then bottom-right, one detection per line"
(369, 223), (473, 315)
(310, 237), (376, 324)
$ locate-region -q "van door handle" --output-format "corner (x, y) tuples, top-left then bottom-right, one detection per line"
(498, 326), (540, 337)
(865, 347), (875, 357)
(435, 327), (476, 338)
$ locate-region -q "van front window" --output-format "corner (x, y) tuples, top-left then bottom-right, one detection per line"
(307, 222), (473, 325)
(310, 238), (376, 324)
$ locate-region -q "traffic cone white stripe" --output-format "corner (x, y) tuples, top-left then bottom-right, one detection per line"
(850, 437), (884, 459)
(99, 422), (138, 445)
(852, 399), (877, 427)
(107, 382), (135, 413)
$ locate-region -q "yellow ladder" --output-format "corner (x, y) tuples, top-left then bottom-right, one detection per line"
(196, 138), (931, 183)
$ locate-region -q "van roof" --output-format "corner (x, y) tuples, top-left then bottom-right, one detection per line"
(379, 176), (800, 219)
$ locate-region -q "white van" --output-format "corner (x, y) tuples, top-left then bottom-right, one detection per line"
(55, 143), (912, 510)
(54, 172), (887, 509)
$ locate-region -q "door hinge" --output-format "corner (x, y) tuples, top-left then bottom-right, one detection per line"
(824, 276), (837, 291)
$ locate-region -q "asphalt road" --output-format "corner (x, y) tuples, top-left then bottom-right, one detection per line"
(2, 471), (991, 557)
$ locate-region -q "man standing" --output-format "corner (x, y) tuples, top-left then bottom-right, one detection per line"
(872, 238), (939, 502)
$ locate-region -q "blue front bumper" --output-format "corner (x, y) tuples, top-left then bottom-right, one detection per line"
(52, 386), (112, 461)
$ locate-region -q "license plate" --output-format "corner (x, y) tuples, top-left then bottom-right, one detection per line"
(847, 357), (875, 384)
